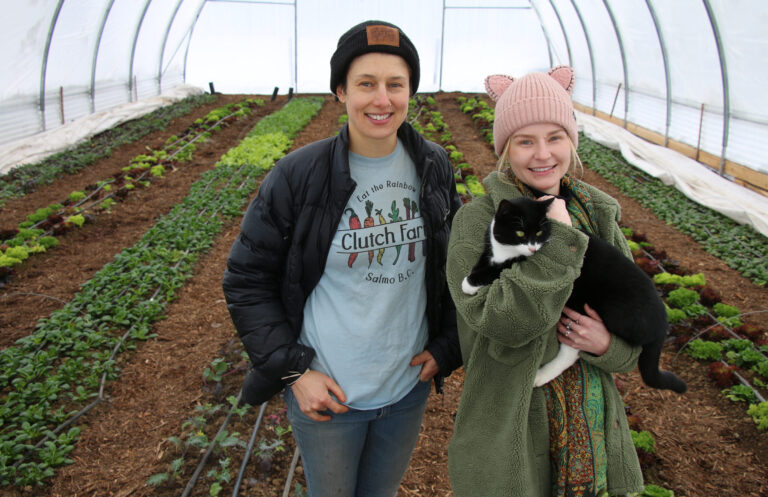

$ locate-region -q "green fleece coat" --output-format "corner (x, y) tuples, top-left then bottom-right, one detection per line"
(447, 172), (644, 497)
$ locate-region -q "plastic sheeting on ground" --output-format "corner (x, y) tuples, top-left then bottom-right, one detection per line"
(0, 84), (204, 176)
(577, 110), (768, 239)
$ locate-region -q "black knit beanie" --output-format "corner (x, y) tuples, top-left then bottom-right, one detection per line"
(330, 20), (420, 96)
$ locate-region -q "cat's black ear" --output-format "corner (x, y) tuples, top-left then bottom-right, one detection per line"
(497, 199), (513, 214)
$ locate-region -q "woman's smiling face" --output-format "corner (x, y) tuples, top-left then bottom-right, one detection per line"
(337, 52), (411, 157)
(505, 123), (572, 195)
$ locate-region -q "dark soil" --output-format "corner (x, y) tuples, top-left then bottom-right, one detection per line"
(1, 92), (767, 497)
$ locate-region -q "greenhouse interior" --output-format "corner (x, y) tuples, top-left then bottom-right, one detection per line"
(1, 1), (768, 496)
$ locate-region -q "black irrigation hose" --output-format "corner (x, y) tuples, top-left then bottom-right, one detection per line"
(18, 107), (245, 238)
(639, 245), (768, 402)
(282, 447), (301, 497)
(8, 159), (259, 469)
(181, 391), (243, 497)
(231, 401), (268, 497)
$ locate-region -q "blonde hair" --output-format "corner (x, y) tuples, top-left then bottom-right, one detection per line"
(495, 133), (583, 182)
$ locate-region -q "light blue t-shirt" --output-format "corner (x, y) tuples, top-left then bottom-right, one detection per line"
(300, 140), (428, 410)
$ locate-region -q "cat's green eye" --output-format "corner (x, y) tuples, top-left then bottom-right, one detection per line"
(536, 231), (543, 236)
(516, 231), (525, 237)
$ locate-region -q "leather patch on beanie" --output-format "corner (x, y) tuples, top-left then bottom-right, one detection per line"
(366, 25), (399, 47)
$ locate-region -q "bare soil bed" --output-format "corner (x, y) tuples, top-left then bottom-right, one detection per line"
(2, 92), (767, 496)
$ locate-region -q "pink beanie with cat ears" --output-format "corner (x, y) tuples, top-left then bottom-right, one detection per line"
(485, 66), (578, 155)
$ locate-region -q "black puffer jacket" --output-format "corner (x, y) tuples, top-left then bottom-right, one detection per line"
(222, 122), (463, 405)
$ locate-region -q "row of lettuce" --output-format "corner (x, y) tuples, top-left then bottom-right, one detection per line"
(0, 98), (264, 280)
(0, 93), (217, 208)
(457, 96), (768, 288)
(0, 97), (324, 488)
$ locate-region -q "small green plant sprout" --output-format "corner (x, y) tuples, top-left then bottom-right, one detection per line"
(747, 401), (768, 430)
(713, 302), (743, 328)
(621, 226), (634, 238)
(681, 273), (706, 287)
(449, 150), (464, 162)
(683, 339), (724, 361)
(206, 457), (231, 496)
(455, 183), (467, 196)
(464, 175), (486, 196)
(68, 190), (86, 202)
(99, 198), (116, 212)
(65, 214), (86, 227)
(754, 360), (768, 381)
(722, 384), (758, 404)
(0, 253), (22, 267)
(640, 484), (675, 497)
(227, 395), (249, 418)
(630, 429), (656, 453)
(665, 287), (699, 308)
(294, 482), (310, 497)
(665, 305), (687, 324)
(725, 346), (765, 370)
(4, 246), (30, 261)
(146, 457), (185, 486)
(203, 357), (229, 384)
(338, 114), (348, 124)
(27, 206), (55, 223)
(150, 165), (166, 177)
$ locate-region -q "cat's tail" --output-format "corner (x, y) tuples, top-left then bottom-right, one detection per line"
(637, 340), (687, 394)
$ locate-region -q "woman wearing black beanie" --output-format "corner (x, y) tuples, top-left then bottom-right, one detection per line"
(222, 20), (461, 497)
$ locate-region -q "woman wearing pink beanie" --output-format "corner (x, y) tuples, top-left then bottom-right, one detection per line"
(445, 66), (645, 496)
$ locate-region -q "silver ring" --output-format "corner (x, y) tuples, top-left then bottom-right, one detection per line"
(566, 321), (572, 331)
(565, 330), (571, 337)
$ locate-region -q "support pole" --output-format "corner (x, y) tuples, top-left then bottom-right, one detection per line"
(696, 103), (705, 162)
(610, 83), (622, 119)
(59, 86), (65, 125)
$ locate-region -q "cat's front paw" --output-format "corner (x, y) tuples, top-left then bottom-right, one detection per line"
(462, 277), (479, 295)
(533, 370), (554, 388)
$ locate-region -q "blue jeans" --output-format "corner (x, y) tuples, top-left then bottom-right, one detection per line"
(284, 379), (431, 497)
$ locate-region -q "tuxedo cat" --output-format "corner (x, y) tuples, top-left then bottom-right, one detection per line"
(462, 196), (687, 394)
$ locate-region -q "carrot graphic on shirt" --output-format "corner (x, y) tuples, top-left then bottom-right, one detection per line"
(388, 200), (403, 264)
(375, 208), (387, 265)
(346, 208), (361, 268)
(409, 200), (419, 262)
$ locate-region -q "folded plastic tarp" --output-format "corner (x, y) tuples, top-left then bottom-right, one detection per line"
(577, 110), (768, 238)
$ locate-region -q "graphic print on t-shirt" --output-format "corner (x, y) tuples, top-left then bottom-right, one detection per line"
(338, 180), (426, 284)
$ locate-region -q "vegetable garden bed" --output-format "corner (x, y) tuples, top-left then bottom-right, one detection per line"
(1, 92), (767, 496)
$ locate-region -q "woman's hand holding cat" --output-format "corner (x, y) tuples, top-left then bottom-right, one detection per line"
(558, 304), (611, 356)
(290, 370), (349, 422)
(539, 196), (572, 226)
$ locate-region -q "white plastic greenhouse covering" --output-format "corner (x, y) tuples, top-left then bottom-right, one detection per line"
(1, 0), (767, 236)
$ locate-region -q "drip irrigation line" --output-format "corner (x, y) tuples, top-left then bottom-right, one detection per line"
(4, 106), (246, 244)
(1, 291), (69, 305)
(727, 362), (766, 403)
(180, 391), (243, 497)
(282, 447), (301, 497)
(8, 250), (191, 469)
(232, 401), (268, 497)
(640, 245), (768, 402)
